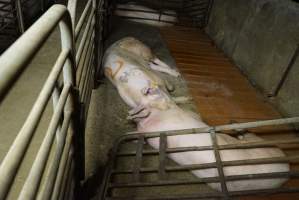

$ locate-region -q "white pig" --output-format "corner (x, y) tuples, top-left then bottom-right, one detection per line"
(128, 100), (290, 192)
(115, 3), (178, 27)
(103, 37), (181, 115)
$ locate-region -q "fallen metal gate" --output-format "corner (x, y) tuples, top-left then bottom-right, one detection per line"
(99, 117), (299, 200)
(0, 0), (106, 199)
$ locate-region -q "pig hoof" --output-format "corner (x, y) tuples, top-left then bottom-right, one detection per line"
(129, 104), (146, 115)
(172, 96), (192, 104)
(171, 70), (181, 77)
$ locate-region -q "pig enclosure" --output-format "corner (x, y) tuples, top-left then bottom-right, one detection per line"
(83, 0), (299, 199)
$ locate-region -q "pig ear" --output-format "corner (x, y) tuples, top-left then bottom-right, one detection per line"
(141, 87), (155, 95)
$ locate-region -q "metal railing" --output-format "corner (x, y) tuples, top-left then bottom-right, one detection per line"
(111, 0), (214, 28)
(99, 117), (299, 200)
(0, 0), (105, 199)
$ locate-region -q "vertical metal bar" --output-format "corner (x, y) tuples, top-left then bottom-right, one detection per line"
(204, 0), (214, 28)
(94, 0), (100, 87)
(67, 0), (78, 31)
(271, 44), (299, 97)
(15, 0), (25, 33)
(210, 129), (230, 199)
(158, 133), (167, 180)
(133, 135), (145, 182)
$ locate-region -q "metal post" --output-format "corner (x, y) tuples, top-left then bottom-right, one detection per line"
(15, 0), (25, 33)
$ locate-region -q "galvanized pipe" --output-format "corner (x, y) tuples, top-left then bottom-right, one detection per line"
(75, 7), (95, 65)
(79, 41), (94, 90)
(75, 0), (92, 40)
(0, 46), (69, 200)
(51, 135), (74, 200)
(15, 0), (24, 33)
(67, 0), (78, 30)
(18, 83), (72, 200)
(81, 52), (95, 102)
(0, 5), (70, 100)
(58, 153), (74, 200)
(37, 111), (72, 200)
(77, 30), (95, 86)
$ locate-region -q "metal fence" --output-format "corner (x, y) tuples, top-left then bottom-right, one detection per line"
(0, 0), (105, 199)
(111, 0), (214, 28)
(99, 117), (299, 200)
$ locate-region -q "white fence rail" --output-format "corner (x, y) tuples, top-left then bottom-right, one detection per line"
(0, 0), (105, 199)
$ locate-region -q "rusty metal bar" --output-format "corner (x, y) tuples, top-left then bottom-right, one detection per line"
(132, 135), (145, 182)
(124, 117), (299, 140)
(116, 138), (299, 157)
(110, 171), (299, 189)
(209, 129), (229, 198)
(112, 154), (299, 175)
(158, 134), (167, 180)
(105, 187), (299, 200)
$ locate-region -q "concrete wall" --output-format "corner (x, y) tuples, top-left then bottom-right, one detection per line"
(206, 0), (299, 124)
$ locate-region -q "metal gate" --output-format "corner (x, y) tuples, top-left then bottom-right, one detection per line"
(111, 0), (214, 28)
(0, 0), (107, 199)
(99, 117), (299, 200)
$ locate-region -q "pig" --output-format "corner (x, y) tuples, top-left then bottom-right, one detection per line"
(107, 37), (180, 77)
(103, 37), (182, 113)
(128, 99), (290, 192)
(115, 3), (178, 27)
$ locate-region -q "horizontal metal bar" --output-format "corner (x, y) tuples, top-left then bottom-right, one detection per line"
(0, 5), (70, 100)
(123, 117), (299, 140)
(117, 138), (299, 157)
(116, 8), (177, 17)
(107, 187), (299, 200)
(59, 152), (74, 200)
(117, 16), (178, 24)
(110, 171), (299, 189)
(0, 48), (70, 199)
(37, 111), (72, 200)
(18, 83), (72, 200)
(51, 133), (74, 200)
(112, 154), (299, 175)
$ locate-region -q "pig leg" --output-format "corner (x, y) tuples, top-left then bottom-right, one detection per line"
(127, 108), (151, 121)
(149, 58), (180, 77)
(172, 96), (193, 104)
(128, 104), (146, 116)
(165, 80), (175, 92)
(238, 133), (264, 143)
